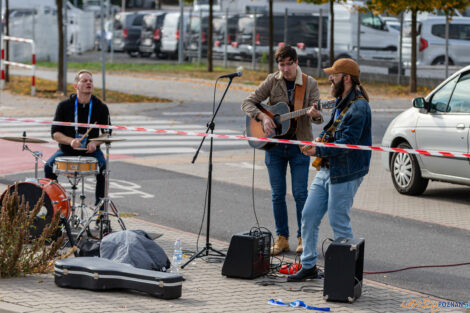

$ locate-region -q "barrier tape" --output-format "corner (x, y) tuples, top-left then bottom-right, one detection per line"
(1, 117), (469, 159)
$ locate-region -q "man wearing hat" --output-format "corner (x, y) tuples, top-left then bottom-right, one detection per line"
(288, 58), (372, 281)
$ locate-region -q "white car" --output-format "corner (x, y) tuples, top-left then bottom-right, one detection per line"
(402, 16), (470, 65)
(382, 65), (470, 195)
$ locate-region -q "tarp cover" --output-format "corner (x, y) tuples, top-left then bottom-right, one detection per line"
(100, 230), (170, 272)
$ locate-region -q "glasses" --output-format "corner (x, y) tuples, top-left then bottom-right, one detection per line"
(278, 61), (295, 68)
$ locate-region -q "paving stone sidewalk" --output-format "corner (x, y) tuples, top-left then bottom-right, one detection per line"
(0, 216), (465, 313)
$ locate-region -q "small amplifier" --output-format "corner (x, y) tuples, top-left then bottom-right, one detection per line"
(222, 231), (271, 279)
(323, 237), (365, 303)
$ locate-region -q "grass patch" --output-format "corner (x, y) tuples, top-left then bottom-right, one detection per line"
(36, 61), (269, 84)
(4, 75), (171, 103)
(36, 61), (431, 99)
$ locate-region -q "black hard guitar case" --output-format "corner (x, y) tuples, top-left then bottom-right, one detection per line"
(54, 257), (183, 299)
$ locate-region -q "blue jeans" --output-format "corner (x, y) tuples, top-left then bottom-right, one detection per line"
(300, 168), (363, 269)
(44, 149), (106, 205)
(265, 144), (310, 239)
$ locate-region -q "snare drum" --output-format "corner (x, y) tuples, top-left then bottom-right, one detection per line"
(54, 156), (98, 176)
(0, 178), (71, 239)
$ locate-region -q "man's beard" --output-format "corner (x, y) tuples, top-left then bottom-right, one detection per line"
(331, 77), (345, 98)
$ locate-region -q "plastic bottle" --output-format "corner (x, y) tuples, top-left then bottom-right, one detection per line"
(171, 239), (183, 273)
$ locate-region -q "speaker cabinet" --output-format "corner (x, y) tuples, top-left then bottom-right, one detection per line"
(222, 231), (271, 279)
(323, 237), (364, 303)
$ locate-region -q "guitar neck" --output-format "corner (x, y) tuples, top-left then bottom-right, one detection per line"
(279, 99), (336, 122)
(280, 107), (310, 122)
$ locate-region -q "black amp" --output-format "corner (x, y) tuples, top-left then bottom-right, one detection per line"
(222, 231), (271, 279)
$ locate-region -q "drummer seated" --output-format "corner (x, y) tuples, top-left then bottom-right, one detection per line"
(45, 70), (111, 218)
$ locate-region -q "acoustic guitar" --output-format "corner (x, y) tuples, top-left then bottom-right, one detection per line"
(246, 99), (336, 150)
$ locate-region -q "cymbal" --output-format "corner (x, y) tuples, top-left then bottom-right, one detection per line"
(0, 136), (48, 144)
(89, 135), (126, 143)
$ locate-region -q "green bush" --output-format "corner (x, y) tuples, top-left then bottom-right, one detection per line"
(0, 185), (65, 278)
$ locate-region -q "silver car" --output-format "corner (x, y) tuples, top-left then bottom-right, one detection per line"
(402, 16), (470, 65)
(382, 65), (470, 195)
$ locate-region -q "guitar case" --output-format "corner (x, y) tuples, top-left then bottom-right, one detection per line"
(54, 257), (183, 299)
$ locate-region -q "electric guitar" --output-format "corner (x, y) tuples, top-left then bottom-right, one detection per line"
(246, 99), (336, 150)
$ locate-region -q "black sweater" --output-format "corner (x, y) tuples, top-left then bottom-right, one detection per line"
(51, 94), (111, 155)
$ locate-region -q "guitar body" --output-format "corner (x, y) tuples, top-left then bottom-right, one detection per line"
(246, 102), (291, 150)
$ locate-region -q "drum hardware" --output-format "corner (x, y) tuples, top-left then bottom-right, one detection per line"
(53, 156), (98, 231)
(0, 131), (48, 179)
(0, 179), (71, 239)
(75, 134), (126, 241)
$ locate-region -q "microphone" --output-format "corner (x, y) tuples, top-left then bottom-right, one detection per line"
(218, 71), (243, 79)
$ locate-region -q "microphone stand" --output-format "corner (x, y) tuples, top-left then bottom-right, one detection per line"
(181, 77), (234, 269)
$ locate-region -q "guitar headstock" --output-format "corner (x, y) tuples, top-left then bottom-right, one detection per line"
(317, 99), (336, 111)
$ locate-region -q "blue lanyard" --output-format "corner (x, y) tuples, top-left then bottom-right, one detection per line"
(74, 97), (93, 134)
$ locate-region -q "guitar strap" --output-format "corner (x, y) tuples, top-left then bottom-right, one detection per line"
(326, 96), (365, 137)
(255, 103), (275, 119)
(293, 74), (307, 120)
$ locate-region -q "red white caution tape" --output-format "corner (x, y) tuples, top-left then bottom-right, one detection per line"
(1, 117), (469, 159)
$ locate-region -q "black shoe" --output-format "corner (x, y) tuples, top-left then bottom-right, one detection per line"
(287, 265), (319, 282)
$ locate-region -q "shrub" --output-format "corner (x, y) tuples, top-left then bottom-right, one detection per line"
(0, 185), (65, 278)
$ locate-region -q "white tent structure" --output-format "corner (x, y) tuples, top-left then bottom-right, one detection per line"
(2, 0), (94, 62)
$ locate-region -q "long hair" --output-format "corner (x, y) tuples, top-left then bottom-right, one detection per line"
(351, 75), (369, 102)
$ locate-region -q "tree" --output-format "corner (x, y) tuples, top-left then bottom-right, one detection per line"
(298, 0), (347, 66)
(56, 0), (65, 93)
(366, 0), (469, 92)
(208, 0), (213, 72)
(268, 0), (274, 73)
(5, 0), (9, 82)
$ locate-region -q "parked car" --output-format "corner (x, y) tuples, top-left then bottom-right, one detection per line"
(160, 12), (189, 59)
(139, 11), (166, 58)
(402, 16), (470, 65)
(334, 3), (399, 60)
(185, 12), (211, 59)
(123, 12), (146, 57)
(95, 20), (113, 51)
(113, 12), (138, 52)
(212, 14), (240, 59)
(381, 65), (470, 195)
(235, 14), (284, 60)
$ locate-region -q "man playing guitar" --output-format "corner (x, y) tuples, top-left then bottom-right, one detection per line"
(288, 58), (372, 282)
(241, 45), (322, 256)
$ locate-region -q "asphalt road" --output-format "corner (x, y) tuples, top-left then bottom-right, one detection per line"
(4, 156), (470, 301)
(6, 66), (469, 302)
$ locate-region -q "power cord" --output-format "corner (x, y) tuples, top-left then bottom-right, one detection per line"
(364, 261), (470, 274)
(319, 237), (470, 275)
(251, 148), (261, 229)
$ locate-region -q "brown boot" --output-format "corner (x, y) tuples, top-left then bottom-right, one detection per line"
(296, 237), (303, 254)
(271, 235), (289, 256)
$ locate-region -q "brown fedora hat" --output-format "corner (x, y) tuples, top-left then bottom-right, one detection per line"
(324, 58), (360, 77)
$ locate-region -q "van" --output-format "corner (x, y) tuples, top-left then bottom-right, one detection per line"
(402, 16), (470, 65)
(139, 11), (166, 58)
(212, 14), (240, 59)
(123, 12), (147, 57)
(113, 12), (138, 52)
(333, 2), (399, 60)
(232, 13), (327, 64)
(160, 12), (189, 59)
(185, 12), (215, 59)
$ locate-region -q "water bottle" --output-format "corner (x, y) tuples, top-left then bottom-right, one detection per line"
(171, 239), (183, 273)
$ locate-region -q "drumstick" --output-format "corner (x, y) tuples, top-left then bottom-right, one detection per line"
(78, 122), (96, 142)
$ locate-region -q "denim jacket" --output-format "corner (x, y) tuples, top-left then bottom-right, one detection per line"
(314, 88), (372, 184)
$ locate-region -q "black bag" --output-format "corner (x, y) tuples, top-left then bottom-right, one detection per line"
(54, 257), (183, 299)
(78, 237), (101, 257)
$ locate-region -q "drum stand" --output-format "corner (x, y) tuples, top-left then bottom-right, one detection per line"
(22, 142), (46, 180)
(66, 173), (89, 229)
(75, 139), (126, 240)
